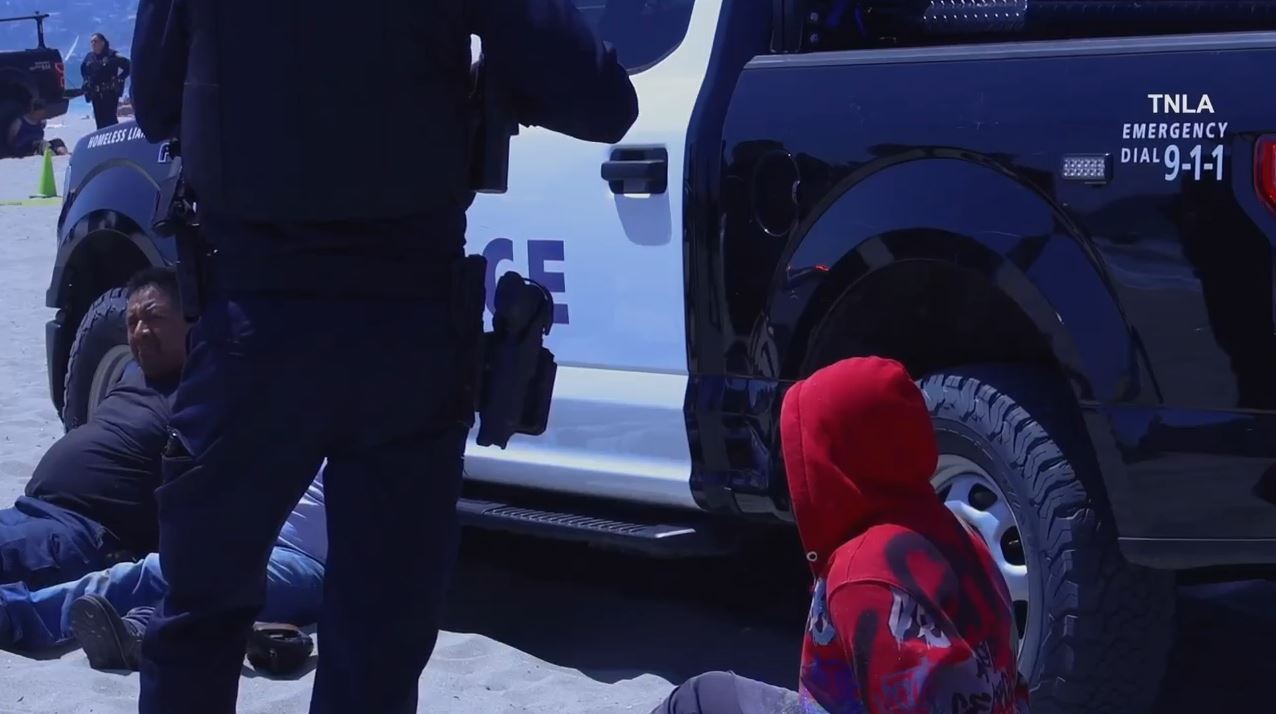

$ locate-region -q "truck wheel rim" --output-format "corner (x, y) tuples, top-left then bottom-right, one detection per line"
(87, 345), (133, 421)
(933, 455), (1033, 657)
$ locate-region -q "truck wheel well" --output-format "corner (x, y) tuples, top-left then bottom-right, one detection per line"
(804, 260), (1058, 379)
(56, 231), (152, 363)
(0, 82), (31, 103)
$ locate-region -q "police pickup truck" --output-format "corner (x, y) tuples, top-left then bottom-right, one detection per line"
(0, 13), (71, 141)
(44, 1), (1276, 711)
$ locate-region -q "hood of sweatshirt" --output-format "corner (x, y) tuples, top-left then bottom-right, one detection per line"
(781, 357), (939, 574)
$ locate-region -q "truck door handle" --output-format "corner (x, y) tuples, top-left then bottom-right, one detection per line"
(602, 147), (668, 195)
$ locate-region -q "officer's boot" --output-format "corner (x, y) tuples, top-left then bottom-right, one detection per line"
(69, 594), (149, 671)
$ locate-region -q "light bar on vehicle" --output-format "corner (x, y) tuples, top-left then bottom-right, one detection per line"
(1061, 154), (1112, 184)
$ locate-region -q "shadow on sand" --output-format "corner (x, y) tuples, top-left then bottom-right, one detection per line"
(1153, 579), (1276, 714)
(444, 531), (808, 688)
(447, 532), (1276, 710)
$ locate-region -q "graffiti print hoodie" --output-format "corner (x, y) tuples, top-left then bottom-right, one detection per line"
(781, 358), (1029, 714)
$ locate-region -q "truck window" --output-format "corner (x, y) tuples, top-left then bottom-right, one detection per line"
(573, 0), (695, 72)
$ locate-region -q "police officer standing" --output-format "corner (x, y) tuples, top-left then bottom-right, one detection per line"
(81, 33), (130, 130)
(129, 1), (637, 712)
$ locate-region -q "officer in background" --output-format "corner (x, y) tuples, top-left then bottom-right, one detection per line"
(81, 33), (131, 130)
(129, 0), (637, 712)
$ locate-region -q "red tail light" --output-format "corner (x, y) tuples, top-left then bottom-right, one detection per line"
(1257, 136), (1276, 213)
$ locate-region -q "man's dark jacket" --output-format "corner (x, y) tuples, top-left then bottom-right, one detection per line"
(131, 0), (638, 223)
(80, 49), (131, 101)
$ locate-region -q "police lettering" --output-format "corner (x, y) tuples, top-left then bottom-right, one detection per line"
(1147, 93), (1215, 114)
(85, 125), (145, 149)
(1121, 122), (1228, 141)
(480, 238), (570, 325)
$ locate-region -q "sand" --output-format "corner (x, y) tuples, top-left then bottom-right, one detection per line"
(2, 112), (1276, 714)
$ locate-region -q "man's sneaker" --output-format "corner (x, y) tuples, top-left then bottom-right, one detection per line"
(69, 594), (145, 671)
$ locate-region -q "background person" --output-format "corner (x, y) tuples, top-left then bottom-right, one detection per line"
(2, 99), (65, 158)
(4, 99), (48, 157)
(81, 33), (131, 130)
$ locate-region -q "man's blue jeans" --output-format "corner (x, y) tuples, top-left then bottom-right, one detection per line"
(0, 544), (324, 651)
(0, 498), (120, 590)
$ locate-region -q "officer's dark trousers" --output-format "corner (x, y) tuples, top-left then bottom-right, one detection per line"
(139, 219), (476, 714)
(90, 95), (119, 130)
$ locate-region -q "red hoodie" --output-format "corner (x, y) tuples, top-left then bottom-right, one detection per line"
(781, 358), (1028, 714)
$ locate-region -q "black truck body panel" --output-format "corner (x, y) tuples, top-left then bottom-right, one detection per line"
(0, 14), (70, 119)
(685, 31), (1276, 567)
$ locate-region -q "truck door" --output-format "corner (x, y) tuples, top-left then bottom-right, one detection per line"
(465, 0), (720, 510)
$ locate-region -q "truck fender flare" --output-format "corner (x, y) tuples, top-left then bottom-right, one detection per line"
(48, 209), (165, 310)
(770, 154), (1150, 523)
(50, 156), (169, 307)
(775, 153), (1155, 403)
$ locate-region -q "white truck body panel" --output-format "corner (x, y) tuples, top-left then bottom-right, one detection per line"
(462, 0), (722, 509)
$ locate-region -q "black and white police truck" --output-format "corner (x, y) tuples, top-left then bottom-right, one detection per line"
(45, 2), (1276, 711)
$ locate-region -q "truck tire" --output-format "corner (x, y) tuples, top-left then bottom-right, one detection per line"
(919, 365), (1174, 714)
(62, 288), (133, 431)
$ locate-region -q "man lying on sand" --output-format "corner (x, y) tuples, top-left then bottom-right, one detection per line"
(0, 268), (185, 590)
(0, 467), (327, 672)
(2, 99), (69, 158)
(654, 358), (1027, 714)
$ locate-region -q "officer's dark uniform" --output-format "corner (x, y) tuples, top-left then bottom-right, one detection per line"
(129, 1), (637, 711)
(80, 47), (130, 130)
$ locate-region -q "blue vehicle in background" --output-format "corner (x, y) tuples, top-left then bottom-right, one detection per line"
(42, 2), (1276, 712)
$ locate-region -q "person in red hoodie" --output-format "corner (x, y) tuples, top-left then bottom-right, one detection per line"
(653, 357), (1028, 714)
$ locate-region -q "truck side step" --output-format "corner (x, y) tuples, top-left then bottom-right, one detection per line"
(457, 497), (734, 558)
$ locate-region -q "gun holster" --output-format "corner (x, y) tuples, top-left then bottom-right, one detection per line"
(454, 258), (557, 450)
(463, 57), (555, 447)
(151, 142), (209, 323)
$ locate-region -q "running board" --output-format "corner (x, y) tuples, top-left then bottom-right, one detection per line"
(457, 498), (734, 558)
